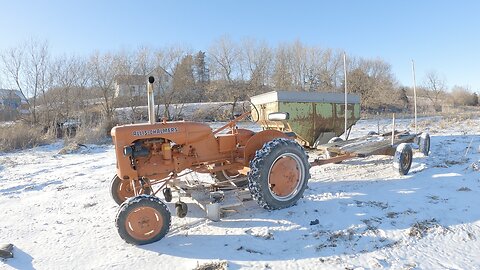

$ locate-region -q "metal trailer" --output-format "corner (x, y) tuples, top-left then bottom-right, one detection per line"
(250, 90), (361, 147)
(312, 131), (430, 175)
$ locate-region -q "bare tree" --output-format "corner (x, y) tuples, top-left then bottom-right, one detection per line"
(241, 39), (273, 96)
(208, 36), (245, 117)
(347, 57), (398, 110)
(423, 71), (447, 112)
(47, 55), (92, 124)
(89, 52), (118, 121)
(1, 39), (50, 124)
(272, 44), (293, 90)
(154, 46), (185, 120)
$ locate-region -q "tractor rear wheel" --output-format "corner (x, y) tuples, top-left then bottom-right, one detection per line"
(110, 175), (151, 206)
(393, 143), (413, 175)
(248, 138), (310, 210)
(116, 195), (171, 245)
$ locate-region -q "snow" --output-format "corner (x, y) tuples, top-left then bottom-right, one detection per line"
(1, 116), (480, 269)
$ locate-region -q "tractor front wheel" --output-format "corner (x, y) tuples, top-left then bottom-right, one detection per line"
(116, 195), (171, 245)
(248, 138), (310, 210)
(110, 175), (151, 206)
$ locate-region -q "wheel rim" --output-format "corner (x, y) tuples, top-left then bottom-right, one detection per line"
(268, 153), (305, 201)
(402, 151), (412, 170)
(125, 206), (163, 241)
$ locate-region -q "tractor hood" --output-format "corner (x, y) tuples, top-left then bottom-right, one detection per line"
(111, 121), (213, 145)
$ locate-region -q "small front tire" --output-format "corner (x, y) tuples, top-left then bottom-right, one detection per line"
(116, 195), (171, 245)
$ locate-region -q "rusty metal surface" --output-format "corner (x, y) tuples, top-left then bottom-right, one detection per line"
(251, 91), (361, 147)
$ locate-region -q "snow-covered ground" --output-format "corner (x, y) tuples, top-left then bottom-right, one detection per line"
(1, 116), (480, 269)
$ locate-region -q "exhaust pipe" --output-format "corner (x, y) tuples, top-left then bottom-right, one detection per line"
(147, 76), (155, 124)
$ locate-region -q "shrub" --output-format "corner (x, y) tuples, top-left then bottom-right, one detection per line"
(0, 122), (53, 152)
(71, 118), (114, 145)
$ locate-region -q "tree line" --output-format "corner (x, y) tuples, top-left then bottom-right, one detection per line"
(0, 37), (478, 127)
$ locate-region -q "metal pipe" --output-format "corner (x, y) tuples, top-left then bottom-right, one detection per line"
(343, 52), (348, 140)
(147, 76), (155, 124)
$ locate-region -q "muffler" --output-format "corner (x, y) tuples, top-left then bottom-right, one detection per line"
(147, 76), (155, 124)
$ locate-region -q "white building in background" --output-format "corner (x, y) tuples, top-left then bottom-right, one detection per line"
(114, 68), (173, 98)
(114, 75), (146, 97)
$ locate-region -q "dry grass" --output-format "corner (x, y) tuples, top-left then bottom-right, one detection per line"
(69, 119), (113, 145)
(0, 122), (53, 152)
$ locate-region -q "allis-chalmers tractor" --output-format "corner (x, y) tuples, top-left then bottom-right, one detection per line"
(111, 77), (429, 245)
(111, 77), (310, 245)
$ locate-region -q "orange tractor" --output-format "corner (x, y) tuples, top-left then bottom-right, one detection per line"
(111, 77), (310, 245)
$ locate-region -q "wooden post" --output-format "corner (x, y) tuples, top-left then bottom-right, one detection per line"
(343, 52), (348, 140)
(412, 60), (418, 134)
(391, 113), (395, 146)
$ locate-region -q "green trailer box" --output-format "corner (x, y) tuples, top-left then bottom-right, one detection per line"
(250, 91), (361, 148)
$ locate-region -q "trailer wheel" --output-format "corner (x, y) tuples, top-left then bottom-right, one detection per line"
(110, 175), (151, 206)
(393, 143), (413, 175)
(418, 132), (430, 156)
(116, 195), (171, 245)
(248, 138), (310, 210)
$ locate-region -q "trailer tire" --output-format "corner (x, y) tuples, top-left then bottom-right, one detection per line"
(248, 138), (310, 210)
(116, 195), (171, 245)
(393, 143), (413, 175)
(110, 175), (151, 206)
(418, 132), (430, 156)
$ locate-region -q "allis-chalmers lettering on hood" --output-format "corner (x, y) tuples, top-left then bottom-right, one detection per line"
(132, 127), (178, 136)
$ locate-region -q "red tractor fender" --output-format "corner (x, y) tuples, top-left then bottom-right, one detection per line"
(243, 129), (293, 165)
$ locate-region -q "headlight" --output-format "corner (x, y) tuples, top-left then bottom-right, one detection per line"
(123, 146), (133, 157)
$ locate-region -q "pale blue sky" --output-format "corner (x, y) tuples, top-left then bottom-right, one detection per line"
(1, 0), (479, 90)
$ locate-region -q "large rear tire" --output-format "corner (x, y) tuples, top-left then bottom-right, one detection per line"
(110, 175), (151, 206)
(248, 138), (310, 210)
(116, 195), (171, 245)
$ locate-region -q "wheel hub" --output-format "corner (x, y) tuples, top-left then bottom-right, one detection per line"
(269, 155), (301, 199)
(125, 206), (163, 241)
